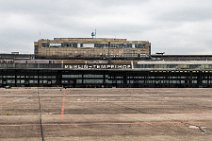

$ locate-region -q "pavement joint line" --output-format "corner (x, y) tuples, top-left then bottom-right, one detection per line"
(37, 89), (45, 141)
(109, 102), (148, 114)
(180, 121), (207, 134)
(0, 121), (184, 126)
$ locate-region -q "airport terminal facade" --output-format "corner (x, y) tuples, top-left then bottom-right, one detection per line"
(1, 38), (212, 88)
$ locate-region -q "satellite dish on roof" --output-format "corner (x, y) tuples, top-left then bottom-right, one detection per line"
(91, 32), (95, 38)
(91, 29), (96, 38)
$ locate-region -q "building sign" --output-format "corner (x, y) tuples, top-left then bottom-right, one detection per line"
(64, 64), (132, 69)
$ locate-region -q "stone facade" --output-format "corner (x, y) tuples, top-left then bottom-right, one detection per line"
(34, 38), (151, 58)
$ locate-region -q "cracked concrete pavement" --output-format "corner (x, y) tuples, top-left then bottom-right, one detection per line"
(0, 88), (212, 141)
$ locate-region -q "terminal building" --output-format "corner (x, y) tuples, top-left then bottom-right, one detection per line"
(1, 38), (212, 88)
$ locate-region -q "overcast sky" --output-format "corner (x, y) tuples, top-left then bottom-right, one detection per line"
(0, 0), (212, 54)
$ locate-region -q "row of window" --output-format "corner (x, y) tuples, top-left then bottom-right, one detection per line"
(3, 64), (212, 70)
(94, 44), (134, 48)
(0, 75), (56, 79)
(1, 74), (212, 79)
(42, 43), (145, 48)
(136, 64), (212, 69)
(127, 76), (195, 79)
(0, 79), (57, 84)
(127, 80), (199, 84)
(62, 74), (104, 79)
(0, 64), (62, 69)
(1, 78), (212, 85)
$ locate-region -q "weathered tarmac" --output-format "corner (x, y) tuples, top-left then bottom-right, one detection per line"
(0, 88), (212, 141)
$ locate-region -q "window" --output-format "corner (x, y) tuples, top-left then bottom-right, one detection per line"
(83, 79), (103, 84)
(135, 44), (144, 48)
(62, 74), (82, 78)
(62, 43), (77, 48)
(7, 80), (15, 84)
(42, 43), (49, 47)
(84, 74), (103, 78)
(76, 79), (82, 84)
(95, 44), (108, 48)
(117, 80), (123, 84)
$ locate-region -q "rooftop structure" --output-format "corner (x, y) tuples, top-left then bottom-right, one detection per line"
(34, 38), (151, 59)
